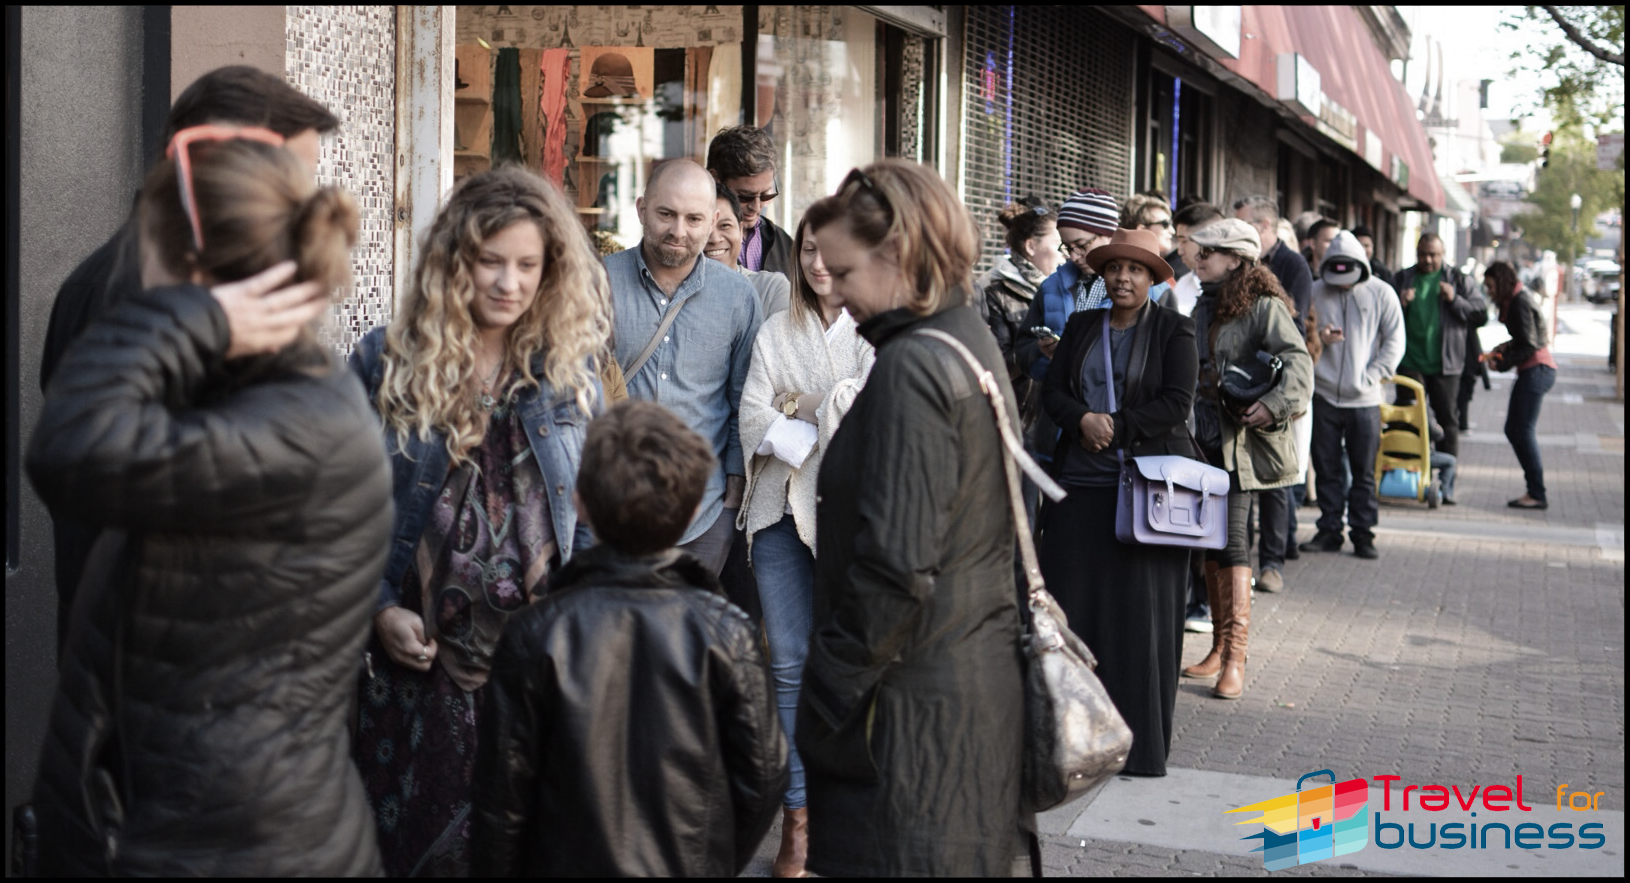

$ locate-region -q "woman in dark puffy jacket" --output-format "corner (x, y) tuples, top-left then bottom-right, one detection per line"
(26, 129), (390, 875)
(1483, 261), (1556, 509)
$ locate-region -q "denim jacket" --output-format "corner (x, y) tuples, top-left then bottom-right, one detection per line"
(349, 327), (600, 612)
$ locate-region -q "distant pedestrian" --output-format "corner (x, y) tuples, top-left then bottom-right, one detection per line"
(1233, 197), (1315, 597)
(349, 166), (607, 876)
(800, 160), (1029, 876)
(982, 197), (1063, 472)
(1123, 192), (1180, 276)
(1392, 233), (1488, 460)
(1483, 261), (1557, 510)
(706, 180), (791, 317)
(1038, 227), (1198, 770)
(707, 125), (794, 276)
(1301, 232), (1406, 559)
(1350, 223), (1393, 289)
(1015, 187), (1120, 468)
(604, 159), (763, 575)
(472, 401), (787, 877)
(38, 64), (340, 650)
(1308, 218), (1340, 270)
(1163, 201), (1226, 316)
(27, 128), (386, 876)
(737, 217), (874, 876)
(1182, 219), (1312, 697)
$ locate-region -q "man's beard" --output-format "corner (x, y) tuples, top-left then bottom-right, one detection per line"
(644, 231), (701, 268)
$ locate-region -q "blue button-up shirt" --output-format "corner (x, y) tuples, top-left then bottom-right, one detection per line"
(604, 246), (763, 544)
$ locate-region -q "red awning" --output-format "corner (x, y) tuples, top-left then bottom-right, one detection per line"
(1140, 5), (1445, 210)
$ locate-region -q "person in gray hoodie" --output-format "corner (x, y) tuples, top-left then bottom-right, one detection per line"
(1298, 231), (1405, 560)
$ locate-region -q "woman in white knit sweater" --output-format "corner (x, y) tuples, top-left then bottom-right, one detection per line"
(737, 217), (874, 877)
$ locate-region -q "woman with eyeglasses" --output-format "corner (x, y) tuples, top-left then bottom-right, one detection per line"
(1180, 220), (1313, 700)
(26, 129), (388, 875)
(348, 167), (607, 876)
(1014, 188), (1121, 473)
(797, 161), (1029, 876)
(1036, 227), (1198, 778)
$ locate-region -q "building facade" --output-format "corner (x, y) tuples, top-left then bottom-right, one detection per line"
(5, 7), (1442, 852)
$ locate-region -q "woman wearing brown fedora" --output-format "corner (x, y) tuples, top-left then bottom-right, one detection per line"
(1037, 227), (1199, 776)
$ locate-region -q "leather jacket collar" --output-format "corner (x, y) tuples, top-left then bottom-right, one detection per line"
(550, 544), (725, 598)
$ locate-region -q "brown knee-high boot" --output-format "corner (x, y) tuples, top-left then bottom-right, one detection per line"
(1182, 560), (1224, 678)
(772, 806), (810, 877)
(1212, 565), (1252, 699)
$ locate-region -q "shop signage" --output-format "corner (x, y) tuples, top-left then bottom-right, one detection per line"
(1598, 133), (1625, 171)
(1166, 6), (1241, 59)
(1364, 130), (1384, 171)
(1391, 156), (1409, 190)
(1479, 180), (1527, 200)
(1317, 96), (1358, 152)
(1275, 53), (1320, 117)
(1480, 197), (1538, 221)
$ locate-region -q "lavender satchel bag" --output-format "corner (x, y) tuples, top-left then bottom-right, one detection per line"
(1099, 313), (1229, 550)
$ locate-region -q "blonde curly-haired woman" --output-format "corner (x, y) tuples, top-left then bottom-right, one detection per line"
(348, 166), (609, 876)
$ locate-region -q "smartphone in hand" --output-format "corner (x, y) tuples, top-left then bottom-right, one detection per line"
(1030, 325), (1059, 341)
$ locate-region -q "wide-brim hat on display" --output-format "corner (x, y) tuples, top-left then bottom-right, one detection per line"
(1084, 227), (1175, 283)
(1188, 218), (1261, 263)
(584, 52), (638, 98)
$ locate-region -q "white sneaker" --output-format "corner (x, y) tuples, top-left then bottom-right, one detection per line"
(1185, 611), (1213, 634)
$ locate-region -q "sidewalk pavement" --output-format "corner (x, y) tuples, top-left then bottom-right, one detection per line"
(741, 303), (1625, 877)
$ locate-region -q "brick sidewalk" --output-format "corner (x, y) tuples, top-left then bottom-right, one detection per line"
(742, 306), (1625, 876)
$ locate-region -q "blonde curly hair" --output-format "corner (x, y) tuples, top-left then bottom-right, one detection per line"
(377, 166), (610, 463)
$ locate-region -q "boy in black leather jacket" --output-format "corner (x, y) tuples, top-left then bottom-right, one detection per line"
(472, 401), (788, 877)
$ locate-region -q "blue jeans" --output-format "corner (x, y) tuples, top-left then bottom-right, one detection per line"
(751, 514), (814, 809)
(1431, 451), (1457, 501)
(1505, 365), (1556, 502)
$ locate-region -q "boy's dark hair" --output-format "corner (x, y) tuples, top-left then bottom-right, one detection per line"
(578, 402), (715, 555)
(1350, 223), (1376, 240)
(163, 66), (341, 144)
(1173, 201), (1225, 228)
(1308, 218), (1340, 240)
(715, 180), (744, 224)
(705, 125), (776, 180)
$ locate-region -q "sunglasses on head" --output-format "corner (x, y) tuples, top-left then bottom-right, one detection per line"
(165, 124), (286, 254)
(1143, 218), (1172, 229)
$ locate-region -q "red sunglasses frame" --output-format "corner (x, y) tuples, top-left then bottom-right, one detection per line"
(164, 124), (286, 253)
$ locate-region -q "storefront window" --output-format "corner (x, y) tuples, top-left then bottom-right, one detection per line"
(754, 6), (879, 230)
(454, 5), (746, 249)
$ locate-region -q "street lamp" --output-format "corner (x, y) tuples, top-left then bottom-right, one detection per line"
(1571, 193), (1582, 300)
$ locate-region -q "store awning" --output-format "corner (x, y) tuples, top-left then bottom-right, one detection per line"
(1141, 5), (1445, 210)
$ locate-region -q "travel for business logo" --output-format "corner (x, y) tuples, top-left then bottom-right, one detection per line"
(1227, 770), (1609, 870)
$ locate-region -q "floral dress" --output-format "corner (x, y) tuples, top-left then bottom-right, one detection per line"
(355, 389), (555, 877)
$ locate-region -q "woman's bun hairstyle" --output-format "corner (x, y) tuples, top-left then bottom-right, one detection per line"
(292, 186), (360, 300)
(995, 196), (1055, 253)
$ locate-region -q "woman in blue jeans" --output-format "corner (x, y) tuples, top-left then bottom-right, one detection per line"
(1483, 261), (1556, 509)
(737, 218), (874, 876)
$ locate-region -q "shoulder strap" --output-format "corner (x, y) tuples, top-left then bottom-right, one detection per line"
(621, 296), (689, 382)
(912, 328), (1064, 598)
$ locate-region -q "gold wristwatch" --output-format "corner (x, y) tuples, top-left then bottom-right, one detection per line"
(781, 394), (800, 417)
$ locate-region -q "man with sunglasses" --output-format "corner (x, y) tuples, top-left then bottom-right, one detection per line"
(705, 126), (794, 278)
(38, 66), (339, 650)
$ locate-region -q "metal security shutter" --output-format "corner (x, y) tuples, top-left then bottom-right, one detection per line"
(961, 6), (1135, 276)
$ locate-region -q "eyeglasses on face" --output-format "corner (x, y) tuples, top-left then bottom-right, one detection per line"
(733, 189), (780, 206)
(165, 124), (286, 253)
(1058, 236), (1101, 258)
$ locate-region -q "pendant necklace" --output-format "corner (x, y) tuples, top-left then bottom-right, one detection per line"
(478, 352), (504, 411)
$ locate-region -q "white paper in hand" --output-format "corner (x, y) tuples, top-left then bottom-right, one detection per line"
(755, 414), (819, 468)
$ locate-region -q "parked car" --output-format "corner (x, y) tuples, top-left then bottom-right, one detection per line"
(1582, 259), (1622, 305)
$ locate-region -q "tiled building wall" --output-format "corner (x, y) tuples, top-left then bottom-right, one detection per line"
(286, 6), (397, 356)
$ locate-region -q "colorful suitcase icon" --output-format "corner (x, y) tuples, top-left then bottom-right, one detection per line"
(1226, 769), (1368, 870)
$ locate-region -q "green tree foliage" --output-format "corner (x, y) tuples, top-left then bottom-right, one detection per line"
(1511, 132), (1625, 255)
(1502, 5), (1624, 129)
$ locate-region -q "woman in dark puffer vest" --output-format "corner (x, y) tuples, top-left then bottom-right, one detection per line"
(25, 129), (390, 876)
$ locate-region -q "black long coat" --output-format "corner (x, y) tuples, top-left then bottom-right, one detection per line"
(800, 302), (1027, 877)
(25, 285), (392, 876)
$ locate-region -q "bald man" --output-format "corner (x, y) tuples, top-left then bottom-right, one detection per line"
(603, 159), (764, 574)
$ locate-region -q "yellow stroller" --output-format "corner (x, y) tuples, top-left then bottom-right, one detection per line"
(1375, 375), (1440, 508)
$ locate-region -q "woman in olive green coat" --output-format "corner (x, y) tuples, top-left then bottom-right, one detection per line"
(1182, 219), (1313, 700)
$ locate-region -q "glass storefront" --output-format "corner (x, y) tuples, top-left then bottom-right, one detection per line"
(453, 5), (923, 251)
